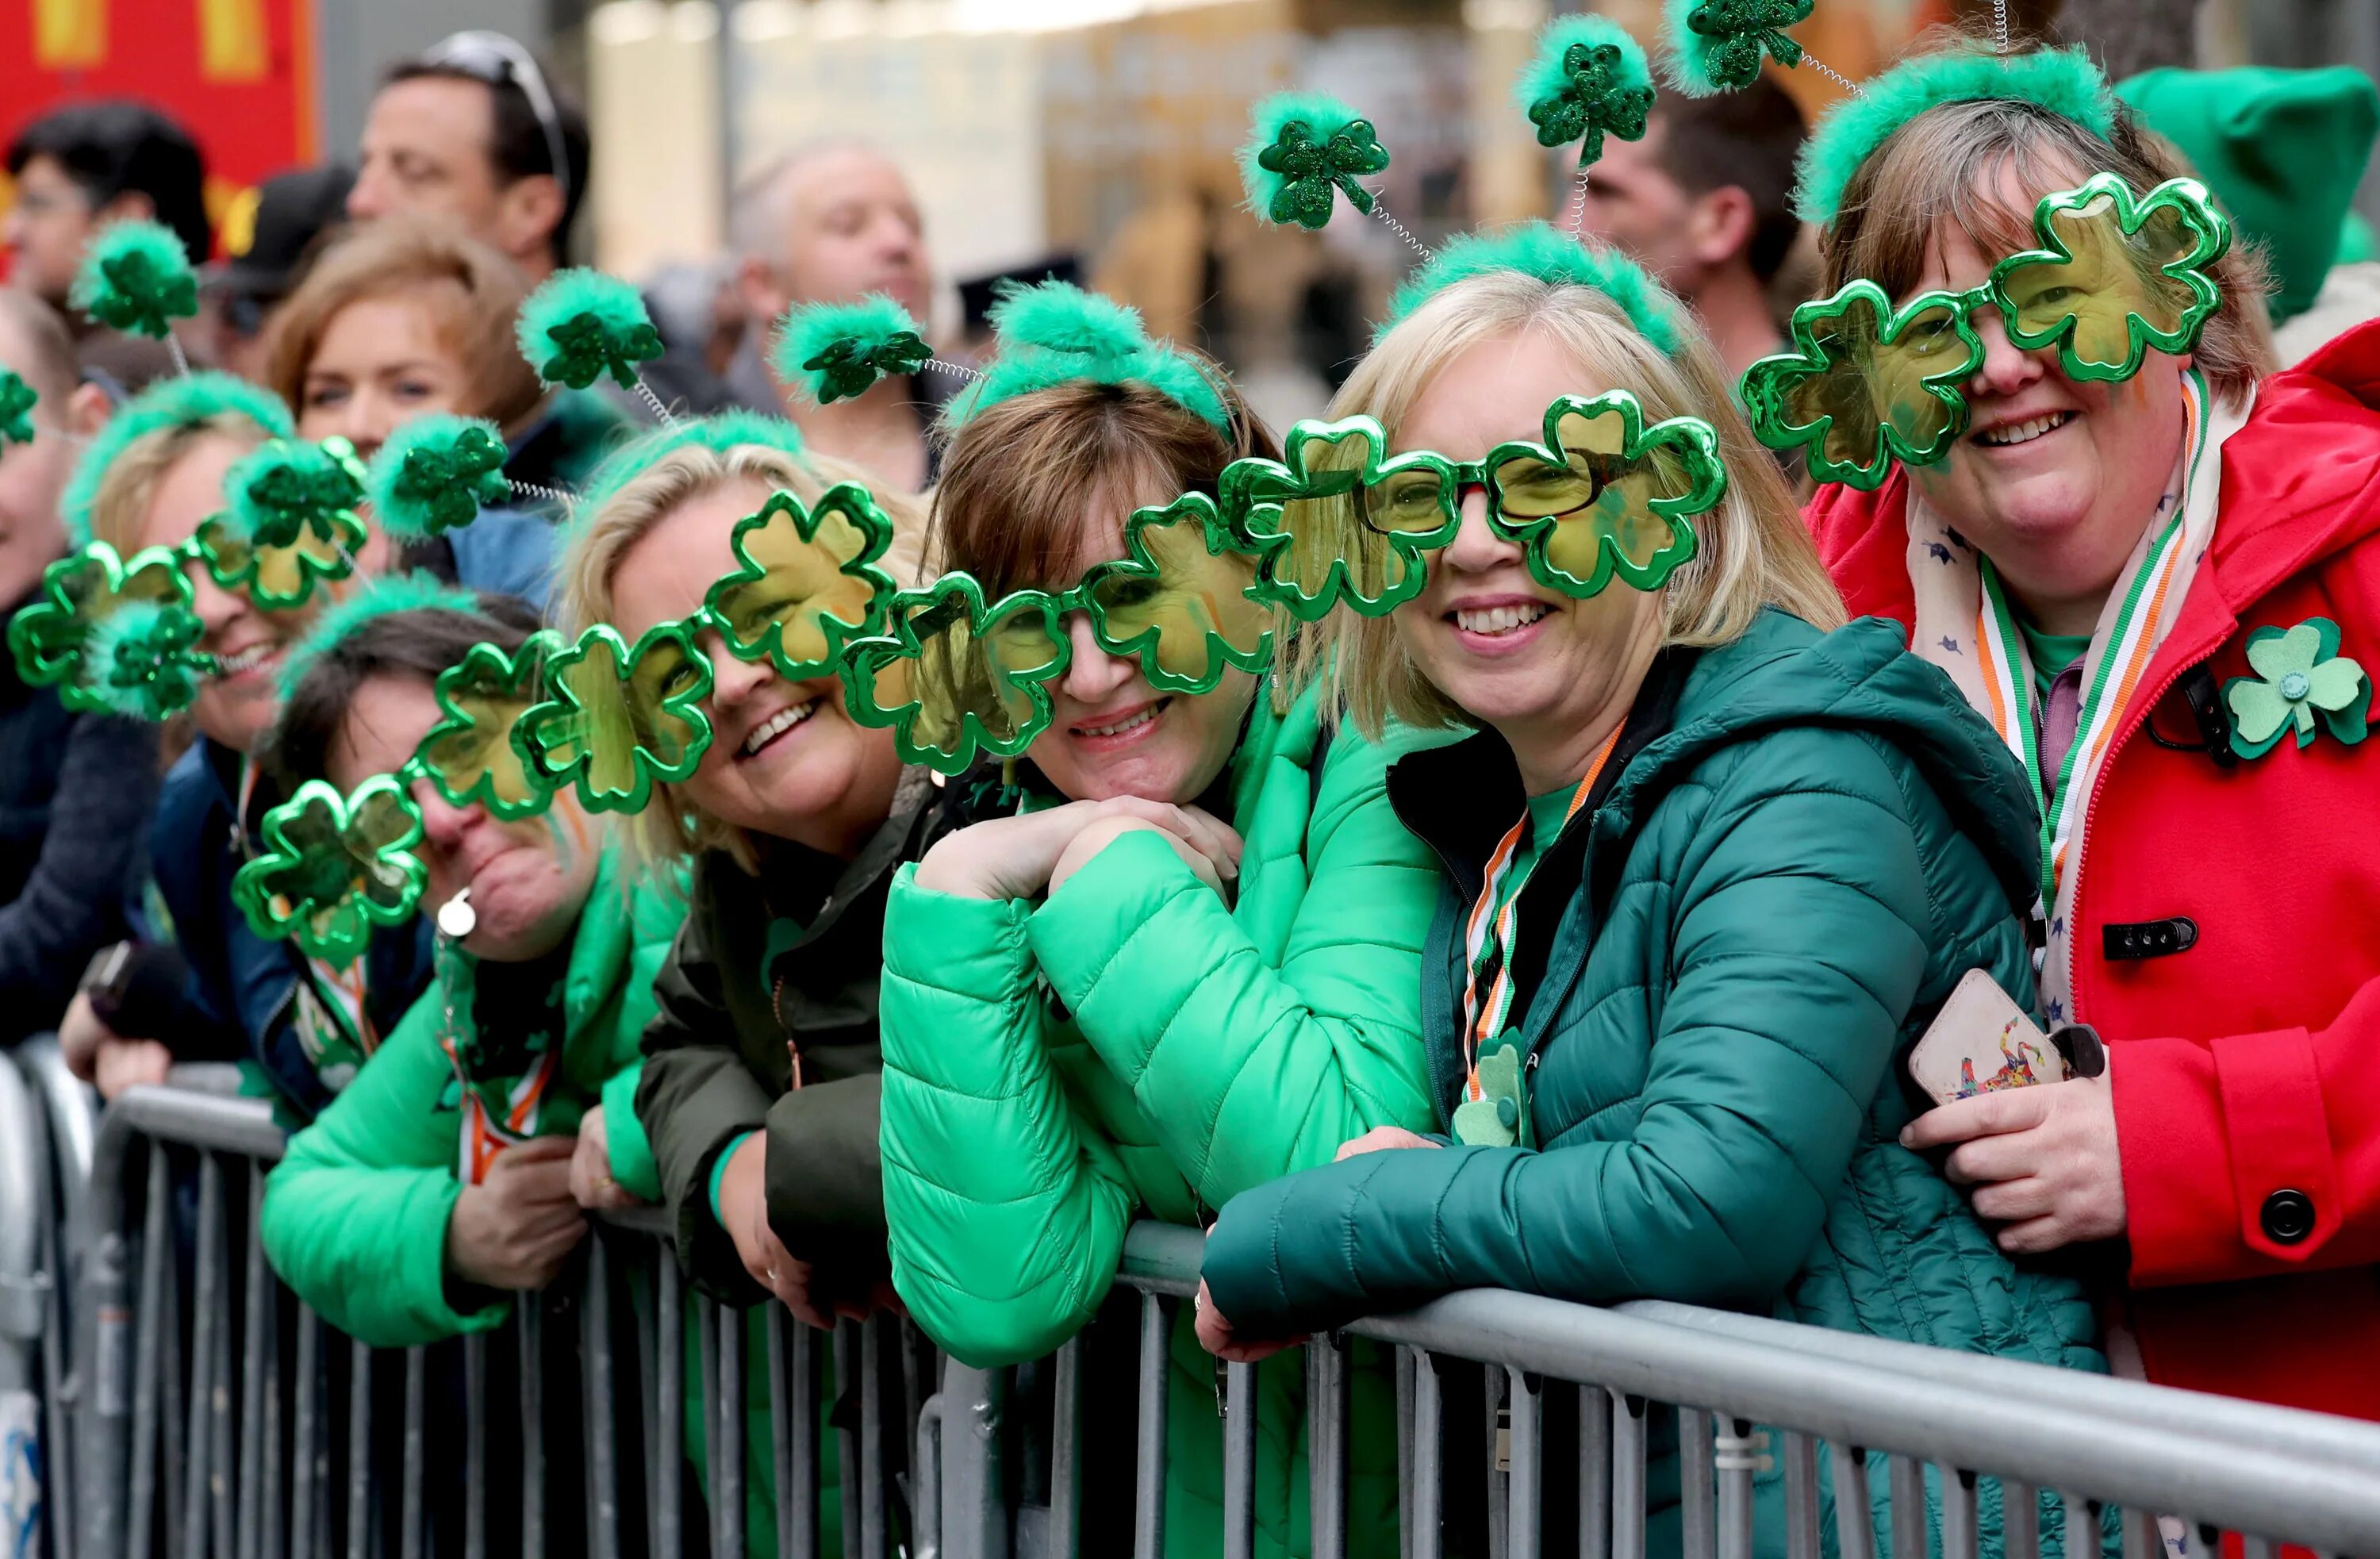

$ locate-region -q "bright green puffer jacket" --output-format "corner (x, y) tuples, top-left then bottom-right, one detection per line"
(878, 677), (1450, 1559)
(1203, 613), (2113, 1559)
(261, 843), (683, 1343)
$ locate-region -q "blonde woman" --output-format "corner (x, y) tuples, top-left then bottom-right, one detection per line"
(1195, 249), (2108, 1552)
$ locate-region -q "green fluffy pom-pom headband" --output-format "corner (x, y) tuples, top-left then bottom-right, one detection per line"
(1516, 15), (1656, 167)
(71, 220), (200, 340)
(517, 268), (666, 391)
(774, 294), (932, 405)
(943, 280), (1228, 434)
(1239, 91), (1392, 231)
(568, 411), (810, 534)
(63, 373), (295, 548)
(1379, 224), (1691, 356)
(365, 415), (512, 542)
(278, 571), (483, 702)
(1795, 45), (2117, 225)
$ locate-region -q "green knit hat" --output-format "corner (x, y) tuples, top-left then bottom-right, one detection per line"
(2117, 66), (2380, 323)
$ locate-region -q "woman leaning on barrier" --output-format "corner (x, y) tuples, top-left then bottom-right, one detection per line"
(1191, 248), (2112, 1553)
(859, 282), (1445, 1559)
(254, 589), (679, 1343)
(1798, 45), (2380, 1417)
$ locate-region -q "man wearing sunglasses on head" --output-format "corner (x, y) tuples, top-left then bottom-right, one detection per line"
(348, 30), (589, 285)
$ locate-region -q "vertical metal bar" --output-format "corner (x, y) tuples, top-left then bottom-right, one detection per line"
(1486, 1367), (1507, 1559)
(465, 1330), (489, 1559)
(182, 1153), (225, 1559)
(1504, 1370), (1542, 1559)
(1715, 1419), (1756, 1559)
(1887, 1457), (1925, 1559)
(1046, 1335), (1082, 1559)
(912, 1393), (942, 1559)
(1941, 1471), (1979, 1559)
(657, 1258), (684, 1559)
(858, 1315), (885, 1559)
(520, 1301), (547, 1559)
(1611, 1396), (1647, 1559)
(1395, 1349), (1415, 1559)
(211, 1202), (237, 1559)
(2001, 1481), (2040, 1559)
(1678, 1408), (1714, 1559)
(1781, 1433), (1820, 1559)
(699, 1301), (722, 1559)
(933, 1358), (1009, 1559)
(1828, 1446), (1874, 1559)
(398, 1347), (424, 1559)
(2239, 1539), (2276, 1559)
(717, 1303), (747, 1559)
(584, 1235), (620, 1559)
(834, 1321), (860, 1559)
(787, 1315), (819, 1559)
(291, 1307), (320, 1559)
(259, 1254), (284, 1559)
(1578, 1386), (1610, 1559)
(767, 1307), (797, 1559)
(1409, 1351), (1442, 1559)
(1131, 1295), (1169, 1559)
(1222, 1360), (1257, 1559)
(128, 1148), (171, 1559)
(159, 1163), (188, 1559)
(1311, 1334), (1349, 1559)
(236, 1169), (268, 1559)
(347, 1340), (374, 1559)
(2122, 1510), (2162, 1559)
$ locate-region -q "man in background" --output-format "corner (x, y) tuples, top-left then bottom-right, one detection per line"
(1576, 77), (1806, 379)
(198, 163), (355, 383)
(727, 142), (961, 491)
(347, 30), (589, 286)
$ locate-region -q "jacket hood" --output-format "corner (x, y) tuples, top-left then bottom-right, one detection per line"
(1603, 610), (2042, 917)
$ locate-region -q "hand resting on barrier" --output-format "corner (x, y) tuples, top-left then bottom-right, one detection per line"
(570, 1102), (643, 1211)
(60, 991), (173, 1099)
(446, 1135), (588, 1292)
(716, 1131), (906, 1329)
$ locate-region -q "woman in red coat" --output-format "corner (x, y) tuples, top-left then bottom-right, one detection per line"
(1787, 45), (2380, 1419)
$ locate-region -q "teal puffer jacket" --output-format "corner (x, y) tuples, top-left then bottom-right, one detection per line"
(879, 677), (1449, 1557)
(1203, 612), (2110, 1557)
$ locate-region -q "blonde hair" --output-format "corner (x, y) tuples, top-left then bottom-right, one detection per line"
(1298, 267), (1844, 737)
(557, 440), (926, 871)
(1821, 87), (2275, 408)
(261, 217), (547, 433)
(86, 414), (271, 556)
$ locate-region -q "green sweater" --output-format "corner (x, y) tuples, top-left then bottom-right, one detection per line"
(1203, 612), (2111, 1557)
(259, 847), (684, 1346)
(877, 678), (1449, 1558)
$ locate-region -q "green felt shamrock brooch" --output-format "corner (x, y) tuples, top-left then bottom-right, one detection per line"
(514, 620), (716, 814)
(230, 776), (428, 966)
(6, 542), (212, 719)
(415, 630), (564, 821)
(2222, 618), (2370, 760)
(1741, 280), (1985, 490)
(1484, 391), (1719, 597)
(1988, 174), (2232, 384)
(1075, 493), (1273, 695)
(1223, 414), (1458, 620)
(1451, 1040), (1529, 1148)
(701, 485), (900, 682)
(0, 370), (37, 448)
(839, 574), (1071, 776)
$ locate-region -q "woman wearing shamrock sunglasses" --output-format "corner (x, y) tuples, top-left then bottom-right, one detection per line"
(867, 282), (1446, 1557)
(1192, 248), (2111, 1552)
(1802, 46), (2380, 1419)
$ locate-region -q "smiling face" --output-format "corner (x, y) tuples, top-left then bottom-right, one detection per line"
(1018, 481), (1256, 805)
(296, 288), (475, 462)
(606, 478), (903, 859)
(1389, 328), (1664, 788)
(1898, 161), (2188, 632)
(133, 432), (315, 754)
(325, 671), (597, 962)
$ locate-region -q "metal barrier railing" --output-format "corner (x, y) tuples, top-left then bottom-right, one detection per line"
(39, 1081), (2380, 1559)
(4, 1037), (100, 1559)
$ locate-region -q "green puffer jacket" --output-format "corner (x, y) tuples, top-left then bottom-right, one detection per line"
(1203, 612), (2111, 1558)
(261, 844), (682, 1346)
(878, 678), (1449, 1559)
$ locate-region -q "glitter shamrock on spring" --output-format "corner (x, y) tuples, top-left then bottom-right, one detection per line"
(1251, 103), (1391, 229)
(2221, 618), (2370, 761)
(230, 777), (428, 967)
(1522, 21), (1656, 167)
(70, 221), (200, 340)
(1676, 0), (1815, 90)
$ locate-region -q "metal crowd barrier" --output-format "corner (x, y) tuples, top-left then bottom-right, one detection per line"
(3, 1036), (100, 1559)
(39, 1079), (2380, 1559)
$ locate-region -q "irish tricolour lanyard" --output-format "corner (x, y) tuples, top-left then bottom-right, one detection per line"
(1973, 374), (2207, 912)
(1457, 726), (1622, 1101)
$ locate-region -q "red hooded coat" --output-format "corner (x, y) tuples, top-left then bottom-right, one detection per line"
(1806, 319), (2380, 1420)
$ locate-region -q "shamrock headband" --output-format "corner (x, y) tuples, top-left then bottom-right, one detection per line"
(63, 371), (293, 547)
(1377, 224), (1690, 356)
(71, 220), (201, 367)
(942, 282), (1228, 434)
(569, 410), (810, 532)
(1742, 171), (2229, 489)
(517, 268), (674, 424)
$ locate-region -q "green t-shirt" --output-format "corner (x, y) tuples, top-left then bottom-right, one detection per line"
(2017, 618), (2092, 708)
(1497, 788), (1581, 917)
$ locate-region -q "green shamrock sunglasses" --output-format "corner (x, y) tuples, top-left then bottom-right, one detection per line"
(1742, 173), (2232, 490)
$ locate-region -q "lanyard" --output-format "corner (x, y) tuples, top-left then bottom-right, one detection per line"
(1971, 376), (2206, 912)
(1457, 726), (1622, 1099)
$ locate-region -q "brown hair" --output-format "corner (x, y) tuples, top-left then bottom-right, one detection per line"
(260, 217), (547, 432)
(928, 371), (1282, 599)
(1821, 85), (2274, 407)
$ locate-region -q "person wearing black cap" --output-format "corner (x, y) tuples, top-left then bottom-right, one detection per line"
(347, 30), (590, 283)
(198, 163), (356, 383)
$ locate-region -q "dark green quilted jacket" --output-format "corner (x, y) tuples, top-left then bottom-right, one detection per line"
(1203, 612), (2110, 1557)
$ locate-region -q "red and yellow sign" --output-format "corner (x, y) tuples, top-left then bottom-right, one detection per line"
(0, 0), (319, 260)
